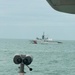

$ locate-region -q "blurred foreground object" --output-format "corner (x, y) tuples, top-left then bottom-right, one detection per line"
(46, 0), (75, 14)
(13, 54), (33, 75)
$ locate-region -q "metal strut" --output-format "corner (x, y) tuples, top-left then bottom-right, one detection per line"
(19, 63), (25, 75)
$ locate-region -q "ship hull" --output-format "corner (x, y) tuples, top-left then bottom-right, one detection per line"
(31, 39), (62, 44)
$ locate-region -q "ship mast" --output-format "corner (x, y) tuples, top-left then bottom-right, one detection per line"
(42, 32), (45, 39)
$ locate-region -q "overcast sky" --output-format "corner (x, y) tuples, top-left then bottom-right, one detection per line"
(0, 0), (75, 40)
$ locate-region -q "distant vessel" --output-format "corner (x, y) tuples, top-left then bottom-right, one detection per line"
(31, 33), (62, 44)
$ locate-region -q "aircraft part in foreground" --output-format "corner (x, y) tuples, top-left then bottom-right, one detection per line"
(46, 0), (75, 14)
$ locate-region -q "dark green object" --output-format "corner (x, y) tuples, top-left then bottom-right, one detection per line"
(46, 0), (75, 14)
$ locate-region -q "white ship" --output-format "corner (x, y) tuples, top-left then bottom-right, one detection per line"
(31, 33), (62, 44)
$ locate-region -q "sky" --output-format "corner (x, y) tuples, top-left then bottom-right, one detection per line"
(0, 0), (75, 40)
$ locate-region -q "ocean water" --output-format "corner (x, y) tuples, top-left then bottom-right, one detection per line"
(0, 39), (75, 75)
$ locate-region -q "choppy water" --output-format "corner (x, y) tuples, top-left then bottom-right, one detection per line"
(0, 39), (75, 75)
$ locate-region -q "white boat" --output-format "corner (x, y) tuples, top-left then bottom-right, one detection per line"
(31, 33), (62, 44)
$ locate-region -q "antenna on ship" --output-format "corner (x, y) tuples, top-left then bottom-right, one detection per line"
(42, 32), (45, 39)
(13, 54), (33, 75)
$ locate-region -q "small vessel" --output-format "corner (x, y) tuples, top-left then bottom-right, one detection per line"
(31, 33), (62, 44)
